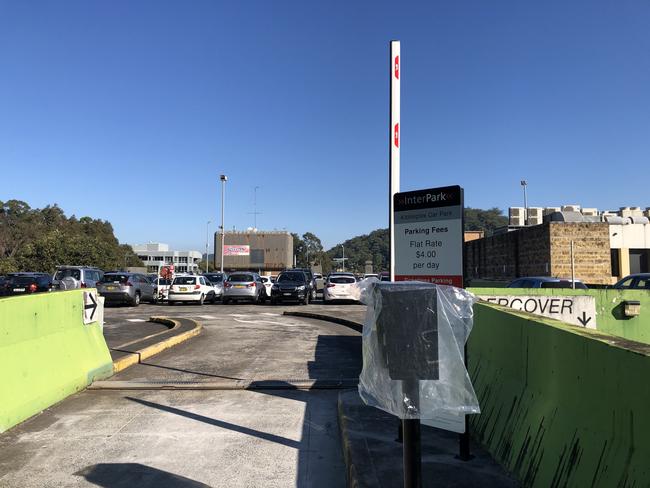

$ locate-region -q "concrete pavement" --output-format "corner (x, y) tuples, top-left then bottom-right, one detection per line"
(0, 301), (364, 487)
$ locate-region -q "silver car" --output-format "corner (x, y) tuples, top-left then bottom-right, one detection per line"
(223, 272), (263, 304)
(96, 272), (155, 306)
(52, 266), (104, 290)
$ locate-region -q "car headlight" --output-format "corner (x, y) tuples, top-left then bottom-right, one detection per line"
(297, 285), (305, 291)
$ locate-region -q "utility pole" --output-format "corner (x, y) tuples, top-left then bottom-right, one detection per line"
(220, 175), (228, 274)
(521, 180), (528, 226)
(205, 220), (211, 273)
(248, 185), (262, 230)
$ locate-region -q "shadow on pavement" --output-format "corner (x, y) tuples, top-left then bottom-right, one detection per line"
(138, 361), (245, 381)
(126, 396), (300, 449)
(75, 463), (210, 488)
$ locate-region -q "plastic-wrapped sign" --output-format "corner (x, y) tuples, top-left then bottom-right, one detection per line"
(358, 281), (479, 420)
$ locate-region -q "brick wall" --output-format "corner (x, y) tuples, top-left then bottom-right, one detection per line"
(465, 222), (613, 284)
(549, 222), (611, 285)
(465, 224), (551, 281)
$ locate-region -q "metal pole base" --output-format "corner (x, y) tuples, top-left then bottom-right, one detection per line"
(402, 419), (422, 488)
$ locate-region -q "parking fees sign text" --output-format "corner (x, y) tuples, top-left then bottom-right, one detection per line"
(394, 186), (464, 287)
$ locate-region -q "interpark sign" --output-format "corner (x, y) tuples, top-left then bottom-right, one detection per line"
(393, 185), (464, 287)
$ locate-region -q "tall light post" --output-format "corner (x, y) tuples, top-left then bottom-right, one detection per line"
(205, 220), (211, 273)
(520, 180), (528, 226)
(220, 175), (228, 274)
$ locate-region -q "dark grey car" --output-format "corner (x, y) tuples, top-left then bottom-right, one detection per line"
(97, 272), (155, 306)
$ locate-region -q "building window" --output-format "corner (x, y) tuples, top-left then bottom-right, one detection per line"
(611, 249), (620, 277)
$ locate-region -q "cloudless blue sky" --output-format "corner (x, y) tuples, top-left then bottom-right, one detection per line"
(1, 1), (649, 250)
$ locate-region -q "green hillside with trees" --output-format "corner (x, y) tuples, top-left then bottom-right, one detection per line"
(0, 200), (142, 274)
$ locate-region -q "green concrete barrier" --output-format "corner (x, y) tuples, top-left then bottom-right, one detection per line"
(468, 287), (650, 344)
(0, 290), (113, 432)
(469, 302), (650, 487)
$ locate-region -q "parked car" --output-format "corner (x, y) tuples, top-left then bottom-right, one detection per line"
(379, 272), (390, 282)
(151, 277), (172, 302)
(97, 272), (155, 306)
(4, 273), (52, 296)
(323, 274), (359, 303)
(203, 273), (227, 300)
(168, 275), (217, 305)
(313, 273), (325, 295)
(271, 270), (310, 305)
(0, 275), (7, 296)
(292, 268), (317, 301)
(507, 277), (588, 290)
(223, 272), (263, 304)
(260, 276), (273, 301)
(363, 273), (379, 280)
(52, 266), (104, 290)
(613, 273), (650, 290)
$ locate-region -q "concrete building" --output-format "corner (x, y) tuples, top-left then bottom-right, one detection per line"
(132, 243), (202, 274)
(213, 230), (293, 274)
(466, 206), (650, 285)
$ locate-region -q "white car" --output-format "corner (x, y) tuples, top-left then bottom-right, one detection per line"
(152, 277), (172, 303)
(363, 273), (379, 280)
(168, 275), (216, 305)
(260, 276), (273, 301)
(323, 275), (358, 303)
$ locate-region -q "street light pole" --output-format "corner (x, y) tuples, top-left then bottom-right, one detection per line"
(521, 180), (528, 226)
(220, 175), (228, 274)
(205, 220), (211, 273)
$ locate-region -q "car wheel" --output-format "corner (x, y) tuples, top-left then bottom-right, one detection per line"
(133, 292), (141, 307)
(223, 298), (230, 305)
(271, 299), (278, 305)
(198, 294), (205, 306)
(311, 289), (316, 301)
(301, 294), (308, 305)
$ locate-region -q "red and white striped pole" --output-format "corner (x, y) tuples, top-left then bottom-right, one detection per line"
(389, 40), (400, 281)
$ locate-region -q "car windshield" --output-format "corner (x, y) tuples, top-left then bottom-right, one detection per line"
(54, 269), (81, 280)
(101, 274), (130, 284)
(173, 277), (197, 285)
(228, 274), (254, 283)
(330, 276), (356, 284)
(206, 275), (224, 283)
(155, 278), (171, 285)
(278, 272), (305, 283)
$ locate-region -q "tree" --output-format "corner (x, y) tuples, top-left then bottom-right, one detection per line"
(464, 207), (508, 234)
(0, 200), (143, 273)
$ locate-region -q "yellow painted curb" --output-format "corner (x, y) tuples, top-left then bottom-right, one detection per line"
(112, 317), (202, 373)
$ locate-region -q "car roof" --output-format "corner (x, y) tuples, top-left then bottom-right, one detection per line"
(9, 272), (49, 276)
(515, 276), (584, 282)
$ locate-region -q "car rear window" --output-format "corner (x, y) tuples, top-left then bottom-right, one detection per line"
(156, 279), (171, 285)
(206, 275), (224, 283)
(277, 272), (306, 283)
(228, 274), (254, 282)
(101, 274), (130, 284)
(330, 277), (356, 284)
(173, 277), (197, 285)
(54, 269), (81, 280)
(11, 276), (39, 285)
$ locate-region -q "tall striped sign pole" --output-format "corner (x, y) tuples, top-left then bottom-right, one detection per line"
(389, 40), (400, 282)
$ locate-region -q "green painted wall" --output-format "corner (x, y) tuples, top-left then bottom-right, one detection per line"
(469, 303), (650, 487)
(468, 287), (650, 344)
(0, 290), (113, 432)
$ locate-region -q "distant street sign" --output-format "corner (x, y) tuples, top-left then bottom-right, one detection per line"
(477, 294), (597, 328)
(83, 291), (98, 325)
(393, 185), (464, 287)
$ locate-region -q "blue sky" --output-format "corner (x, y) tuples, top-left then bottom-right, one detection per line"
(1, 1), (649, 250)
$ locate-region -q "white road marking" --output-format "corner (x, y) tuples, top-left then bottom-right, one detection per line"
(197, 315), (217, 319)
(126, 319), (146, 322)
